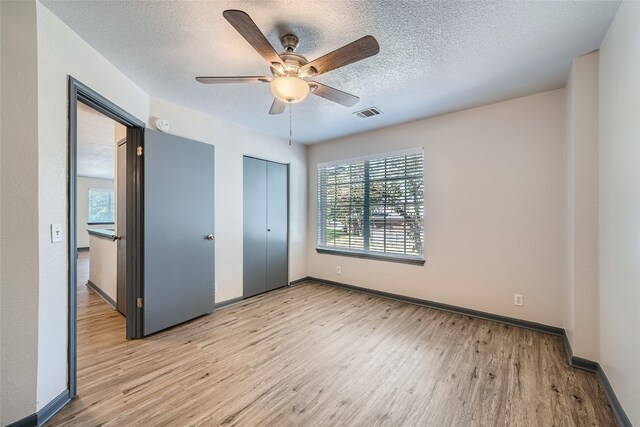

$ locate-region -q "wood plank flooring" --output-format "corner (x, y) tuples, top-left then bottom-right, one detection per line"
(49, 275), (615, 426)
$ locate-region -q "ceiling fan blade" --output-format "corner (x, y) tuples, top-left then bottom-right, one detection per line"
(223, 10), (284, 66)
(301, 35), (379, 76)
(269, 98), (287, 115)
(196, 76), (271, 84)
(309, 82), (360, 107)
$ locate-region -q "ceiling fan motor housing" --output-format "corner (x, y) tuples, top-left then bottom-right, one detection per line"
(280, 34), (299, 52)
(271, 52), (309, 77)
(196, 10), (379, 113)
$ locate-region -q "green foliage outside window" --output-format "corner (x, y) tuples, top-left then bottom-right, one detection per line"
(318, 150), (424, 259)
(88, 188), (115, 223)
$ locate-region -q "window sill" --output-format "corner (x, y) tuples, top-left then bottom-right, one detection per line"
(316, 247), (425, 266)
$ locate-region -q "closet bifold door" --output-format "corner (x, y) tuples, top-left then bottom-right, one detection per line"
(266, 161), (288, 291)
(243, 156), (268, 298)
(243, 156), (289, 299)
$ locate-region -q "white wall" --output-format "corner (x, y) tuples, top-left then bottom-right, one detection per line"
(598, 2), (640, 424)
(88, 235), (117, 303)
(565, 52), (600, 361)
(149, 98), (307, 303)
(565, 61), (575, 355)
(5, 0), (634, 424)
(0, 2), (40, 424)
(76, 177), (115, 248)
(307, 89), (567, 327)
(34, 1), (150, 415)
(2, 3), (307, 421)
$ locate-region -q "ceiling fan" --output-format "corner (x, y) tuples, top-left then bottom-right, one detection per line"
(196, 10), (380, 115)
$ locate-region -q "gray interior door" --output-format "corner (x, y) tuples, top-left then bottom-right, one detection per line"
(243, 157), (268, 298)
(243, 156), (288, 298)
(143, 129), (215, 336)
(266, 162), (288, 290)
(116, 140), (127, 316)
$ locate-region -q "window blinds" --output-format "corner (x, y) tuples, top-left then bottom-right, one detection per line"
(317, 149), (424, 260)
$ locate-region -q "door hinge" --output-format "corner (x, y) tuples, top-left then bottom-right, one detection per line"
(136, 297), (143, 308)
(136, 146), (143, 156)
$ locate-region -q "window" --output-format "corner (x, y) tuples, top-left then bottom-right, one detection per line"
(317, 149), (424, 264)
(88, 188), (115, 224)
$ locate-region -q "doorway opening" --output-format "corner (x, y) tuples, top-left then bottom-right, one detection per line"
(68, 78), (145, 397)
(76, 101), (126, 314)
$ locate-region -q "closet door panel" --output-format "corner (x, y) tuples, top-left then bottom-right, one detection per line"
(243, 157), (268, 298)
(266, 161), (288, 291)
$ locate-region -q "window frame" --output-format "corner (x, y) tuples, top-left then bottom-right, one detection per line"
(87, 187), (116, 225)
(316, 149), (425, 266)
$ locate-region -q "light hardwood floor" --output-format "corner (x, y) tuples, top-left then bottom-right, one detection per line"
(49, 269), (615, 426)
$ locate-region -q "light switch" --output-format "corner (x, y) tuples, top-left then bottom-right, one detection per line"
(51, 223), (63, 243)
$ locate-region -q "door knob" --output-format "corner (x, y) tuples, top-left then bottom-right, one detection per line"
(205, 234), (215, 240)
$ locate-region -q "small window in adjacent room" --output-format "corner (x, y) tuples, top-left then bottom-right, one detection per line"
(88, 188), (115, 224)
(317, 148), (425, 264)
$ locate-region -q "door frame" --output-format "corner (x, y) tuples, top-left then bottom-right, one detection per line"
(67, 77), (145, 397)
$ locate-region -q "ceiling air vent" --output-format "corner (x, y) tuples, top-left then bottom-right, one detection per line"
(354, 107), (383, 119)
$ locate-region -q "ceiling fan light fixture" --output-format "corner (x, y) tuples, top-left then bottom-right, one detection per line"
(270, 76), (309, 103)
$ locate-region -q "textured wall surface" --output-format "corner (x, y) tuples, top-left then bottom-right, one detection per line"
(148, 98), (308, 303)
(0, 2), (41, 424)
(598, 2), (640, 424)
(3, 1), (636, 425)
(565, 52), (600, 361)
(564, 61), (576, 356)
(307, 89), (567, 327)
(88, 235), (118, 302)
(35, 2), (150, 412)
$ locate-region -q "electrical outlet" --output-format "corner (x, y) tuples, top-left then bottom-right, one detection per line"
(336, 266), (342, 275)
(514, 294), (524, 306)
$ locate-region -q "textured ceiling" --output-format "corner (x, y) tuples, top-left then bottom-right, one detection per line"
(77, 102), (123, 180)
(41, 0), (620, 144)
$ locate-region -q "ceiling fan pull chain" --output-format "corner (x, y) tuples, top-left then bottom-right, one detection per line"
(289, 104), (292, 146)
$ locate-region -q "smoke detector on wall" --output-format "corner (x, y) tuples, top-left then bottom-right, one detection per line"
(155, 119), (170, 132)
